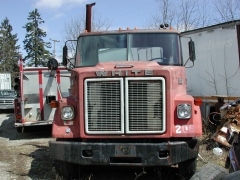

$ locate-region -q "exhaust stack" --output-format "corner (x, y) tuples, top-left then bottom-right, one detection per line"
(86, 2), (96, 32)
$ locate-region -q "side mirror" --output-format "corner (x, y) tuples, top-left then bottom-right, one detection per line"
(188, 40), (196, 61)
(62, 45), (68, 66)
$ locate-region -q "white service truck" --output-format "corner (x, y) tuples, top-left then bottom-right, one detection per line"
(13, 58), (71, 132)
(0, 73), (15, 112)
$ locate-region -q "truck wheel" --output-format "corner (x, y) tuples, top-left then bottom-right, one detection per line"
(222, 170), (240, 180)
(178, 158), (196, 179)
(16, 127), (22, 133)
(189, 163), (228, 180)
(54, 159), (80, 180)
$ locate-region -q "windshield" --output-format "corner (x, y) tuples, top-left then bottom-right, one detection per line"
(0, 90), (16, 97)
(75, 33), (181, 67)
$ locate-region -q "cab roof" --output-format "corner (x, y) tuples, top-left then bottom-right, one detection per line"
(79, 28), (180, 37)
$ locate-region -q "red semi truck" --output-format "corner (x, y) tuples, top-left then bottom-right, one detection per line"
(48, 3), (202, 179)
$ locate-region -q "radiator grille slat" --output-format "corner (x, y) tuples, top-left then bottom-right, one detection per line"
(0, 99), (14, 104)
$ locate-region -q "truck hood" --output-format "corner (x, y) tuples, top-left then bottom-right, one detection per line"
(72, 61), (187, 94)
(74, 61), (184, 75)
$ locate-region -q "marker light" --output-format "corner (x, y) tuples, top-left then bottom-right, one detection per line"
(15, 114), (22, 119)
(194, 98), (203, 106)
(50, 100), (58, 108)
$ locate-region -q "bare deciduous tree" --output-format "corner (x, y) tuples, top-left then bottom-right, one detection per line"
(61, 13), (85, 57)
(177, 0), (199, 31)
(219, 49), (239, 96)
(146, 0), (176, 29)
(146, 0), (200, 31)
(198, 0), (213, 28)
(61, 10), (112, 57)
(213, 0), (240, 22)
(144, 0), (240, 32)
(92, 11), (112, 31)
(199, 57), (219, 95)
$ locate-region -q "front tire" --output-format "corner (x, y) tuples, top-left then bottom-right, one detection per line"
(223, 170), (240, 180)
(16, 127), (22, 133)
(190, 163), (228, 180)
(54, 160), (81, 180)
(178, 158), (196, 179)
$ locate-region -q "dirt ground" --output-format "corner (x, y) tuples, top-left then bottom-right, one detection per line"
(0, 111), (230, 180)
(0, 110), (55, 180)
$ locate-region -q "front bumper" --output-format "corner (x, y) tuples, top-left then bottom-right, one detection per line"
(49, 139), (199, 166)
(15, 120), (53, 127)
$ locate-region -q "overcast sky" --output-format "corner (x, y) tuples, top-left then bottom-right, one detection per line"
(0, 0), (159, 60)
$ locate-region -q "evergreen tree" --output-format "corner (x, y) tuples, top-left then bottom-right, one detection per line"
(23, 9), (51, 67)
(0, 17), (20, 75)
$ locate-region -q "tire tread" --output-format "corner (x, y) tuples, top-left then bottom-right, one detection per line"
(190, 163), (228, 180)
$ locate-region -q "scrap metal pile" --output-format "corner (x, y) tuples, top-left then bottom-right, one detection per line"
(209, 98), (240, 147)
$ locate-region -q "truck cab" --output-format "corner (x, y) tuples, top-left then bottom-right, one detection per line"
(49, 27), (202, 180)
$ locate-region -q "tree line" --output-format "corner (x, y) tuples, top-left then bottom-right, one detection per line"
(0, 8), (51, 74)
(147, 0), (240, 31)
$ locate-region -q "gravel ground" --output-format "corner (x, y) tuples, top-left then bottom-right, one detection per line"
(0, 110), (56, 180)
(0, 110), (230, 180)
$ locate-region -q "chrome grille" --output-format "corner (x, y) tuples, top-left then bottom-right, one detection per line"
(126, 77), (165, 133)
(0, 99), (14, 104)
(85, 78), (124, 134)
(85, 77), (165, 134)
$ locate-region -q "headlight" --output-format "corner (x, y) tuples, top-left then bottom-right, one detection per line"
(61, 106), (75, 120)
(177, 104), (191, 119)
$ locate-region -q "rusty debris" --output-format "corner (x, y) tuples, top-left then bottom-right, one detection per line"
(209, 98), (240, 147)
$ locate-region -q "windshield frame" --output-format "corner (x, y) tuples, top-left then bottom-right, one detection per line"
(75, 32), (182, 67)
